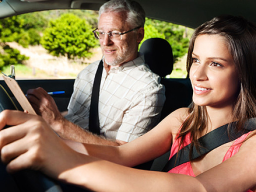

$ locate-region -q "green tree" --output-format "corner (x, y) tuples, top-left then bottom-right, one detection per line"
(1, 45), (29, 65)
(41, 13), (98, 59)
(55, 10), (98, 29)
(0, 16), (29, 70)
(19, 12), (48, 31)
(0, 16), (24, 44)
(145, 18), (190, 62)
(0, 15), (40, 47)
(0, 45), (29, 70)
(139, 24), (165, 49)
(40, 10), (98, 29)
(18, 12), (48, 45)
(161, 24), (189, 62)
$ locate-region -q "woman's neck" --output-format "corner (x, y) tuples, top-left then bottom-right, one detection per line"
(205, 105), (234, 132)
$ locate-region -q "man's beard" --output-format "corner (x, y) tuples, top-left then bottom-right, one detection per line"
(105, 56), (122, 66)
(104, 49), (130, 66)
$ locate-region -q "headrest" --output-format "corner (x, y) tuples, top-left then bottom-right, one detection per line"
(139, 38), (174, 77)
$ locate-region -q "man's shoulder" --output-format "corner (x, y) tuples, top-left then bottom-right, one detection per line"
(126, 56), (155, 75)
(128, 66), (165, 95)
(130, 57), (166, 95)
(78, 60), (101, 76)
(129, 60), (162, 86)
(136, 66), (161, 84)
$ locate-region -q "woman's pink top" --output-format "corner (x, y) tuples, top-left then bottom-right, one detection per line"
(168, 130), (252, 191)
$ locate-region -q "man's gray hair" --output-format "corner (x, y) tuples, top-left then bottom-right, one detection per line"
(99, 0), (145, 28)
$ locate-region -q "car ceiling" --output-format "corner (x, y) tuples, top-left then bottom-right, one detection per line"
(0, 0), (256, 29)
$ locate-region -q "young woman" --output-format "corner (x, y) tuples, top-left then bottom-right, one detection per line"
(1, 15), (256, 191)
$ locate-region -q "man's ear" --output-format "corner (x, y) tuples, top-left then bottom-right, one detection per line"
(137, 27), (144, 43)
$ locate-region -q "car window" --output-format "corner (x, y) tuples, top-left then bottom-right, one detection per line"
(0, 10), (193, 80)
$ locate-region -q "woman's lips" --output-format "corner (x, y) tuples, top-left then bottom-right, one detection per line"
(194, 85), (211, 94)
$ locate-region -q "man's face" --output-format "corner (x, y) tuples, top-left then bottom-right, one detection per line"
(98, 11), (144, 66)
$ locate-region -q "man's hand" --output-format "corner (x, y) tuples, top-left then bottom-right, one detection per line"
(26, 88), (128, 146)
(26, 87), (64, 132)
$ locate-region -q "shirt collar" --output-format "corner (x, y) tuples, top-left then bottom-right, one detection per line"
(107, 54), (145, 73)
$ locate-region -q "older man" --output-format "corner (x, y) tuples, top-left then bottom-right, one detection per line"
(27, 0), (165, 146)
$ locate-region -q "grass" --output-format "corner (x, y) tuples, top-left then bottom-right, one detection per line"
(169, 68), (187, 78)
(2, 42), (188, 79)
(2, 64), (32, 75)
(168, 54), (188, 78)
(1, 55), (188, 79)
(2, 64), (52, 78)
(1, 64), (78, 79)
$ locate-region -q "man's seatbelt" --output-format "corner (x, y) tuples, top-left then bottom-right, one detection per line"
(89, 60), (103, 135)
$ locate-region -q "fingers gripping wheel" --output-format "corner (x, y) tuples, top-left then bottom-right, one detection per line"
(0, 127), (63, 191)
(0, 161), (89, 192)
(1, 168), (63, 192)
(0, 84), (90, 192)
(0, 84), (63, 192)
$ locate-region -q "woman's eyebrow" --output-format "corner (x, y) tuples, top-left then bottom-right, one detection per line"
(207, 57), (229, 62)
(192, 52), (198, 57)
(192, 53), (229, 62)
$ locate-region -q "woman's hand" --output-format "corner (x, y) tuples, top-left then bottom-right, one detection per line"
(0, 110), (84, 179)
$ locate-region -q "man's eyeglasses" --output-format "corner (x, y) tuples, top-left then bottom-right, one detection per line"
(93, 26), (141, 40)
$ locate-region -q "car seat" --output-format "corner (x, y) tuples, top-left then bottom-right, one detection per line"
(139, 38), (192, 171)
(139, 38), (192, 121)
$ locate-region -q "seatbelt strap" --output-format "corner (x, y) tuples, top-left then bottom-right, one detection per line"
(89, 60), (103, 135)
(162, 118), (256, 172)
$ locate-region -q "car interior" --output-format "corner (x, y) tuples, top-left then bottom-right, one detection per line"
(0, 0), (256, 191)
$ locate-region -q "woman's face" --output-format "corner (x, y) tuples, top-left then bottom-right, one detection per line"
(189, 34), (240, 108)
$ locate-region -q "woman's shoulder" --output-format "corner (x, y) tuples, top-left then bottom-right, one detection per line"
(168, 107), (190, 120)
(160, 107), (190, 134)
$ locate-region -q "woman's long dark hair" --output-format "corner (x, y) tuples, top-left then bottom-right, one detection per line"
(179, 15), (256, 157)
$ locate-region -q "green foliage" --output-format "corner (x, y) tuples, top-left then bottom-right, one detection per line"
(139, 24), (165, 49)
(0, 16), (30, 69)
(0, 16), (24, 43)
(41, 13), (98, 59)
(162, 25), (189, 62)
(52, 10), (99, 29)
(0, 15), (42, 47)
(169, 67), (188, 78)
(27, 28), (41, 45)
(145, 18), (190, 62)
(0, 58), (4, 69)
(34, 10), (99, 30)
(0, 45), (29, 70)
(19, 12), (48, 30)
(0, 10), (190, 77)
(17, 12), (48, 46)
